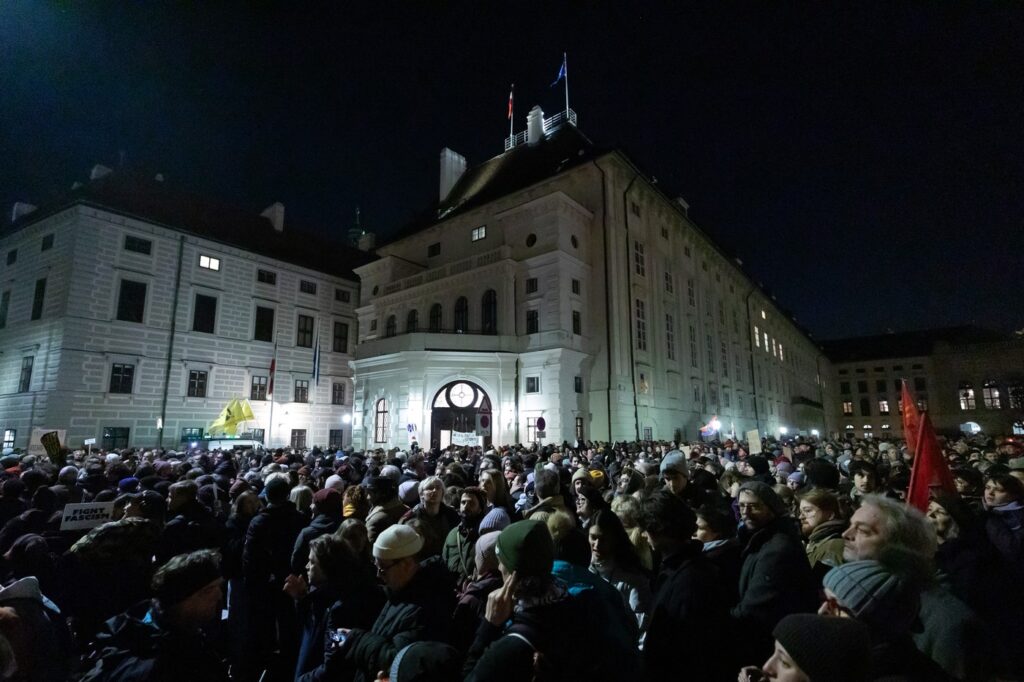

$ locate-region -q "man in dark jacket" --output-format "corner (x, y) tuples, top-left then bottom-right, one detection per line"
(80, 549), (228, 682)
(291, 487), (344, 575)
(442, 486), (486, 584)
(241, 473), (306, 680)
(365, 476), (407, 543)
(157, 480), (223, 564)
(323, 524), (455, 682)
(731, 481), (818, 665)
(640, 491), (733, 680)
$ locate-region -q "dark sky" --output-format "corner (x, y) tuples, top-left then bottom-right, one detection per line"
(2, 2), (1022, 340)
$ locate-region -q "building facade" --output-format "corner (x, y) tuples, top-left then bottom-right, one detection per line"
(0, 168), (369, 451)
(823, 327), (1024, 439)
(351, 108), (829, 450)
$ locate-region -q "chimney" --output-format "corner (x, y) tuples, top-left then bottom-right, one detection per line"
(357, 232), (376, 252)
(90, 164), (112, 180)
(261, 202), (285, 232)
(527, 106), (545, 145)
(675, 197), (689, 216)
(439, 148), (467, 201)
(10, 202), (36, 224)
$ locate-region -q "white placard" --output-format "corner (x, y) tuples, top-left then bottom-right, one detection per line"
(28, 428), (66, 456)
(746, 429), (762, 454)
(60, 502), (115, 531)
(451, 431), (478, 446)
(84, 438), (97, 446)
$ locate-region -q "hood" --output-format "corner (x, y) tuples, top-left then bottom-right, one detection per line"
(0, 576), (43, 604)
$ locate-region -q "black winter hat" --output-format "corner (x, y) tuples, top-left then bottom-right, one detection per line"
(773, 614), (871, 682)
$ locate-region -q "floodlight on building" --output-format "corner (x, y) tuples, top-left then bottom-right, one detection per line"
(811, 429), (820, 437)
(779, 426), (789, 435)
(342, 414), (352, 424)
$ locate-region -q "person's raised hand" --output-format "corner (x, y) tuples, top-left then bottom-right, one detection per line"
(485, 571), (518, 626)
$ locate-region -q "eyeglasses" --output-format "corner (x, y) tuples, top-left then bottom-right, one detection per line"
(375, 560), (399, 575)
(737, 503), (765, 512)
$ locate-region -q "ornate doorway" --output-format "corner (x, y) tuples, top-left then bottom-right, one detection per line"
(430, 380), (492, 449)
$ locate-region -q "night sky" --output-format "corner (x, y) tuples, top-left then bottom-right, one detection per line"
(2, 2), (1022, 340)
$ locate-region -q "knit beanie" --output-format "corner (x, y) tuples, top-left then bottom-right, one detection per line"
(787, 472), (806, 485)
(571, 468), (590, 486)
(823, 560), (920, 637)
(324, 474), (345, 491)
(380, 464), (402, 483)
(659, 450), (687, 477)
(746, 455), (770, 476)
(495, 520), (554, 577)
(479, 506), (511, 535)
(773, 614), (871, 682)
(313, 487), (343, 517)
(153, 554), (222, 607)
(474, 531), (501, 575)
(399, 480), (420, 505)
(588, 469), (607, 489)
(389, 642), (461, 682)
(737, 481), (789, 517)
(373, 524), (424, 561)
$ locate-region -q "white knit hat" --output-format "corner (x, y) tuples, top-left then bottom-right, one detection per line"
(324, 474), (345, 491)
(373, 524), (424, 560)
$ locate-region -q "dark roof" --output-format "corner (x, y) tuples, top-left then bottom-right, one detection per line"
(385, 123), (608, 245)
(820, 326), (1008, 363)
(4, 171), (375, 280)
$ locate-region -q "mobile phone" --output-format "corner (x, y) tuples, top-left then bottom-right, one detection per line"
(329, 628), (348, 646)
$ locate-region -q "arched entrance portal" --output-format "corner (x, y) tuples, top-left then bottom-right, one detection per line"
(431, 380), (492, 449)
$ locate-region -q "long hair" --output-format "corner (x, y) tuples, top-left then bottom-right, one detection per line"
(480, 468), (514, 512)
(591, 507), (645, 574)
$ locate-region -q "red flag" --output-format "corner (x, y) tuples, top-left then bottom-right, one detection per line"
(901, 380), (921, 456)
(507, 85), (514, 120)
(905, 412), (957, 511)
(267, 343), (277, 396)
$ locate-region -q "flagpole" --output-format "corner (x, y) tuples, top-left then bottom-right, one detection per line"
(509, 83), (514, 139)
(563, 52), (569, 115)
(267, 340), (277, 448)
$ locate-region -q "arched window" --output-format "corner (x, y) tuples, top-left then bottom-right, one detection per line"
(481, 289), (497, 335)
(406, 309), (418, 333)
(959, 381), (976, 411)
(385, 315), (396, 338)
(374, 398), (389, 443)
(429, 303), (442, 332)
(454, 296), (468, 333)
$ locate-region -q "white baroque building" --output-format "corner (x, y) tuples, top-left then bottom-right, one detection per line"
(0, 167), (371, 451)
(351, 108), (830, 450)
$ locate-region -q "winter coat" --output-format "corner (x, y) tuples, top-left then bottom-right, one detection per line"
(590, 560), (652, 640)
(869, 636), (956, 682)
(702, 538), (743, 606)
(913, 587), (1002, 682)
(450, 572), (503, 653)
(643, 540), (733, 681)
(731, 518), (819, 662)
(341, 556), (455, 682)
(983, 501), (1024, 568)
(400, 503), (459, 558)
(220, 512), (254, 581)
(365, 497), (407, 543)
(157, 499), (223, 564)
(294, 581), (384, 679)
(242, 500), (307, 593)
(804, 518), (846, 578)
(0, 577), (72, 682)
(80, 601), (229, 682)
(442, 524), (478, 584)
(291, 512), (342, 575)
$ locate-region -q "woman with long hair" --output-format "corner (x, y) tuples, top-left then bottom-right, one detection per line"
(478, 468), (515, 516)
(589, 507), (652, 640)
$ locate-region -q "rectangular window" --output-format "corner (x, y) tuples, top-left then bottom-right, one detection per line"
(180, 428), (204, 444)
(693, 383), (701, 403)
(779, 344), (784, 362)
(708, 385), (718, 406)
(526, 278), (538, 294)
(575, 417), (584, 440)
(735, 354), (743, 383)
(187, 370), (208, 398)
(526, 309), (539, 334)
(0, 291), (8, 328)
(526, 376), (540, 393)
(124, 236), (152, 255)
(370, 320), (377, 332)
(294, 380), (309, 403)
(116, 280), (147, 323)
(687, 279), (696, 306)
(860, 397), (871, 416)
(198, 254), (220, 271)
(18, 357), (33, 392)
(876, 379), (887, 393)
(754, 326), (760, 347)
(2, 430), (14, 450)
(664, 271), (674, 293)
(723, 390), (731, 408)
(335, 288), (351, 303)
(297, 314), (314, 347)
(333, 321), (349, 353)
(661, 226), (669, 239)
(643, 426), (653, 440)
(299, 280), (317, 295)
(102, 427), (129, 450)
(706, 334), (715, 371)
(471, 225), (486, 241)
(879, 400), (890, 415)
(332, 382), (346, 405)
(428, 242), (441, 257)
(689, 324), (699, 368)
(250, 375), (267, 401)
(914, 377), (927, 392)
(257, 269), (277, 285)
(6, 250), (16, 265)
(527, 417), (537, 443)
(571, 279), (580, 295)
(572, 310), (581, 335)
(31, 278), (46, 320)
(665, 315), (676, 361)
(574, 376), (583, 393)
(329, 429), (345, 448)
(635, 299), (647, 350)
(857, 381), (868, 393)
(959, 388), (976, 411)
(250, 428), (265, 443)
(721, 342), (729, 377)
(841, 381), (850, 394)
(192, 294), (217, 333)
(633, 241), (646, 276)
(109, 363), (135, 394)
(842, 402), (854, 416)
(41, 234), (54, 251)
(254, 306), (275, 342)
(291, 429), (307, 449)
(631, 201), (641, 216)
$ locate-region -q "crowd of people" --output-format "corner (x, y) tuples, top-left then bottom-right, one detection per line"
(0, 432), (1020, 681)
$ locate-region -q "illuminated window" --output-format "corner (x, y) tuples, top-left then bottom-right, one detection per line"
(754, 326), (760, 347)
(779, 344), (784, 362)
(878, 400), (890, 415)
(983, 381), (1001, 409)
(198, 254), (220, 271)
(959, 382), (976, 410)
(374, 399), (389, 443)
(842, 401), (854, 416)
(471, 225), (486, 242)
(763, 332), (769, 352)
(761, 310), (766, 320)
